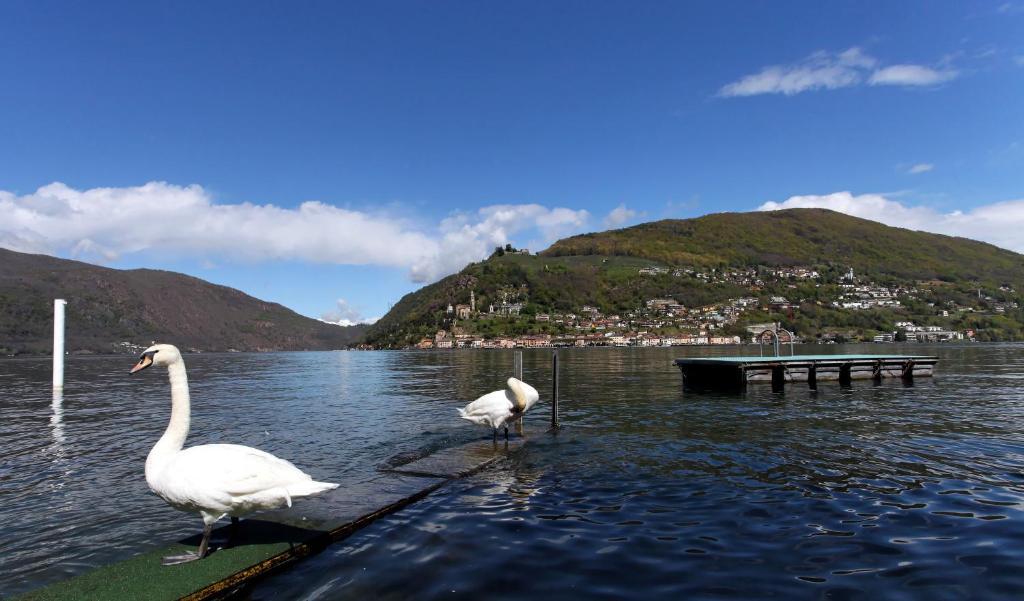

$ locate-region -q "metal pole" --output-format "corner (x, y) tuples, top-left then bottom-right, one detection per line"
(551, 351), (559, 429)
(53, 299), (66, 390)
(513, 350), (525, 432)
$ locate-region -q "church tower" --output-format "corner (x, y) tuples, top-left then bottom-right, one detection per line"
(470, 290), (476, 313)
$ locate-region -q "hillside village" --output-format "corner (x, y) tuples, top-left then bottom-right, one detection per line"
(400, 262), (1018, 350)
(361, 211), (1024, 349)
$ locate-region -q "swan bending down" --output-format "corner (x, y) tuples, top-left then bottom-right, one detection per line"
(458, 377), (540, 440)
(130, 344), (338, 565)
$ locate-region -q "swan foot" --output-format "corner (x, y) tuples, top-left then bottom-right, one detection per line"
(163, 523), (212, 566)
(161, 551), (203, 566)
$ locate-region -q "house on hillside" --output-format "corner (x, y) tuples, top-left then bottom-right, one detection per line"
(434, 329), (454, 349)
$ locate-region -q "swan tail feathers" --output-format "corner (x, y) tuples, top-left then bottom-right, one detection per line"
(287, 480), (339, 501)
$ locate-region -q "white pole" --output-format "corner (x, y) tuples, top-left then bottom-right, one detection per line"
(53, 299), (66, 389)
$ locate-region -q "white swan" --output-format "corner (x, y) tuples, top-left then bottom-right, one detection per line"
(458, 377), (540, 440)
(130, 344), (339, 565)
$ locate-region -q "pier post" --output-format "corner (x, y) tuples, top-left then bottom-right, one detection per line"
(901, 360), (914, 385)
(52, 299), (66, 390)
(807, 363), (817, 391)
(771, 365), (785, 393)
(872, 360), (883, 384)
(551, 351), (560, 429)
(839, 364), (852, 388)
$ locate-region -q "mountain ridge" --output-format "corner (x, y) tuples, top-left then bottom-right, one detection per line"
(0, 247), (366, 355)
(542, 209), (1024, 282)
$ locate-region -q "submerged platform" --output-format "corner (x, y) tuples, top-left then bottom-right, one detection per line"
(18, 438), (524, 601)
(675, 354), (938, 391)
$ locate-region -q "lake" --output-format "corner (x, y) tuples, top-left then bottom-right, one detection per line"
(3, 344), (1024, 599)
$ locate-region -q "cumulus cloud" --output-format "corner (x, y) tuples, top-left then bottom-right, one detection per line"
(320, 298), (376, 326)
(419, 203), (591, 281)
(757, 191), (1024, 253)
(0, 182), (434, 267)
(0, 182), (591, 284)
(719, 47), (957, 97)
(603, 204), (638, 228)
(907, 163), (934, 174)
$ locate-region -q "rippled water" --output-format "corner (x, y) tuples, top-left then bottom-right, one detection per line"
(3, 345), (1024, 599)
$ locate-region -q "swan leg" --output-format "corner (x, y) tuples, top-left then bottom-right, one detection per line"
(504, 426), (509, 440)
(228, 516), (240, 546)
(162, 523), (212, 566)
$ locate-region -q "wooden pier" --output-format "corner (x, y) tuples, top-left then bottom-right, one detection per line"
(675, 354), (938, 392)
(18, 438), (524, 601)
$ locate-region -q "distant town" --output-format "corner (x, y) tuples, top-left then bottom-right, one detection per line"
(391, 264), (1016, 350)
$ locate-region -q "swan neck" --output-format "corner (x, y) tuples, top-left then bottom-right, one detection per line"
(152, 360), (190, 458)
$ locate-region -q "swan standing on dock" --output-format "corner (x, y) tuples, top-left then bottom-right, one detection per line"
(458, 377), (540, 440)
(130, 344), (338, 565)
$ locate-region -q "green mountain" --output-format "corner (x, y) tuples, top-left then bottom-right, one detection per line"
(543, 209), (1024, 282)
(364, 209), (1024, 347)
(0, 248), (366, 355)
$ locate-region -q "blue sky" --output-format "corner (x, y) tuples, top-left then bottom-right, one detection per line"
(2, 1), (1023, 323)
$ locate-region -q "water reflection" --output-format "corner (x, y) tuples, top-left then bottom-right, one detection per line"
(49, 388), (66, 452)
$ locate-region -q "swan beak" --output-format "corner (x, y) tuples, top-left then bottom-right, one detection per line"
(130, 353), (154, 374)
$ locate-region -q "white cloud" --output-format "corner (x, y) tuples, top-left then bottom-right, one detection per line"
(907, 163), (934, 174)
(419, 203), (590, 281)
(868, 65), (957, 86)
(718, 48), (868, 97)
(719, 47), (958, 97)
(757, 191), (1024, 253)
(0, 182), (591, 284)
(320, 298), (376, 326)
(603, 204), (638, 228)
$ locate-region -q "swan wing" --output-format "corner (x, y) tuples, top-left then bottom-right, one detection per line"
(174, 444), (313, 495)
(458, 390), (513, 428)
(152, 444), (334, 514)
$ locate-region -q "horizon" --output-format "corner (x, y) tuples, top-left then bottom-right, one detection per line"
(2, 2), (1022, 323)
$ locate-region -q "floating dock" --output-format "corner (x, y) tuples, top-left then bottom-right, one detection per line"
(18, 438), (524, 601)
(675, 354), (938, 391)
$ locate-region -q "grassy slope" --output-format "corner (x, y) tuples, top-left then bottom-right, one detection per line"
(542, 209), (1024, 283)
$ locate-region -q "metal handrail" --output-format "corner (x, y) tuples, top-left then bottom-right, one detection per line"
(758, 323), (795, 357)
